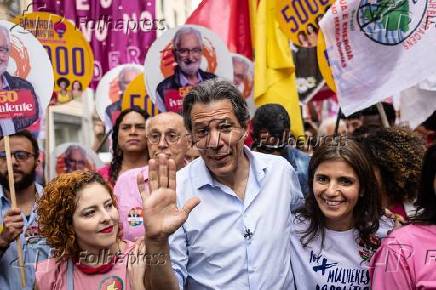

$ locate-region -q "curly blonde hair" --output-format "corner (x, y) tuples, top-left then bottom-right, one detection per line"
(37, 171), (119, 260)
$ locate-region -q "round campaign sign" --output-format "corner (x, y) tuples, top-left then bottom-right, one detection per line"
(0, 20), (53, 137)
(121, 73), (159, 117)
(144, 24), (233, 113)
(317, 31), (336, 92)
(277, 0), (335, 48)
(95, 64), (143, 132)
(231, 53), (256, 117)
(51, 143), (103, 179)
(13, 12), (94, 105)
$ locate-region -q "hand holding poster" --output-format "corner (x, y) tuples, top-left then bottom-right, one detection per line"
(320, 0), (436, 116)
(144, 25), (233, 114)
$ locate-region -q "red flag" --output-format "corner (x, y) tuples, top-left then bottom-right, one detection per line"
(186, 0), (253, 59)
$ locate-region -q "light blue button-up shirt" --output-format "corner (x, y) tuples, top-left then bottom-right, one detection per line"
(170, 147), (304, 289)
(0, 184), (51, 290)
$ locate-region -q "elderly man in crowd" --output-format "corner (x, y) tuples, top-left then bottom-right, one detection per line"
(156, 26), (216, 113)
(141, 79), (303, 289)
(113, 112), (191, 241)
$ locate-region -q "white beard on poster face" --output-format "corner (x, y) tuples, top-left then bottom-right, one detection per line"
(179, 59), (201, 76)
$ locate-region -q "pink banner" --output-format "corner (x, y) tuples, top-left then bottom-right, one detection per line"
(33, 0), (159, 87)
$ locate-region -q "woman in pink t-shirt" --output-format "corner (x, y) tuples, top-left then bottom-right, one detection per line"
(34, 171), (148, 290)
(371, 145), (436, 289)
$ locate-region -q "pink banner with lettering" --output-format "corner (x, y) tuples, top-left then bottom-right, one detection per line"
(32, 0), (159, 87)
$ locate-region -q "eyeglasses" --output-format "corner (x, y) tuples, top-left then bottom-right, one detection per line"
(192, 119), (245, 150)
(147, 132), (185, 145)
(65, 159), (86, 167)
(0, 151), (35, 161)
(176, 47), (202, 57)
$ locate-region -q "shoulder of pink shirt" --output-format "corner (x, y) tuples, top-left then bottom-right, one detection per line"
(113, 166), (149, 196)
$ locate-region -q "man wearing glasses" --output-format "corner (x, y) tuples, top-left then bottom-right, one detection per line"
(141, 79), (304, 289)
(156, 26), (216, 113)
(0, 130), (50, 289)
(0, 26), (40, 137)
(113, 112), (191, 242)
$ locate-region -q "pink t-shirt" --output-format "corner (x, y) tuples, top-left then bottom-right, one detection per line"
(370, 224), (436, 290)
(97, 165), (112, 185)
(113, 167), (148, 242)
(35, 240), (136, 290)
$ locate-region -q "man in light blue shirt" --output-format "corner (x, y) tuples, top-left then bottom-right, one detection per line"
(140, 79), (303, 289)
(0, 130), (50, 290)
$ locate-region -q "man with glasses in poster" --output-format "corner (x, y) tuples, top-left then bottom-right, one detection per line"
(140, 79), (304, 289)
(156, 26), (216, 113)
(0, 130), (50, 289)
(0, 26), (40, 137)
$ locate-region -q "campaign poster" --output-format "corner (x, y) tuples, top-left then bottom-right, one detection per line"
(0, 20), (53, 137)
(14, 12), (94, 105)
(95, 64), (143, 132)
(51, 143), (103, 179)
(144, 24), (233, 114)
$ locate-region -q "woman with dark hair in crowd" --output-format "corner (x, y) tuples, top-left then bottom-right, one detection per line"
(290, 140), (393, 289)
(97, 108), (149, 185)
(358, 127), (426, 219)
(370, 145), (436, 289)
(34, 171), (147, 290)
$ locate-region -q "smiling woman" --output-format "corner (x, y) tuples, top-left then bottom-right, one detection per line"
(289, 139), (394, 289)
(34, 171), (147, 290)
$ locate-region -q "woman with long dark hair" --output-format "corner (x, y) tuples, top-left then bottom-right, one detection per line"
(290, 140), (393, 289)
(98, 108), (149, 185)
(370, 145), (436, 289)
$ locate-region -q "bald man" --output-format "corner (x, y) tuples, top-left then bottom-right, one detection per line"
(113, 112), (191, 241)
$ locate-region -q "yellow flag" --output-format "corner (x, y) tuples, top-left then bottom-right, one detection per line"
(254, 0), (304, 137)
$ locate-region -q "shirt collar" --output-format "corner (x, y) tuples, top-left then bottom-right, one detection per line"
(0, 183), (44, 202)
(1, 73), (10, 90)
(191, 146), (268, 190)
(179, 69), (203, 87)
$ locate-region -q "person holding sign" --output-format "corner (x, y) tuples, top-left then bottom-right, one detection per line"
(0, 26), (40, 136)
(0, 130), (50, 290)
(156, 27), (216, 113)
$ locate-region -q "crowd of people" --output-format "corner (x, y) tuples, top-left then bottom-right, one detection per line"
(0, 78), (435, 289)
